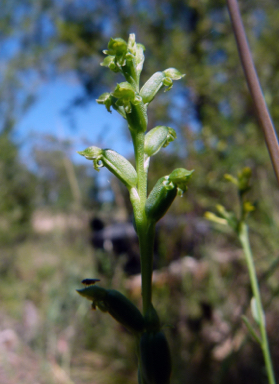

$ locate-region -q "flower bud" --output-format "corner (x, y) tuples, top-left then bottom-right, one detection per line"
(103, 149), (137, 186)
(144, 126), (176, 157)
(77, 146), (102, 163)
(125, 34), (145, 83)
(111, 83), (147, 129)
(106, 289), (145, 333)
(111, 82), (147, 131)
(105, 37), (127, 56)
(140, 331), (171, 384)
(101, 38), (128, 69)
(101, 35), (146, 86)
(112, 82), (136, 100)
(168, 168), (194, 195)
(145, 168), (193, 222)
(140, 68), (185, 104)
(77, 285), (108, 302)
(77, 146), (137, 189)
(77, 286), (144, 334)
(145, 176), (177, 223)
(140, 72), (165, 104)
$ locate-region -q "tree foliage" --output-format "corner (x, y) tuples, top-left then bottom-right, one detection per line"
(0, 132), (36, 244)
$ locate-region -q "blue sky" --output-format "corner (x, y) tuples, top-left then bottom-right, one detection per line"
(16, 77), (134, 166)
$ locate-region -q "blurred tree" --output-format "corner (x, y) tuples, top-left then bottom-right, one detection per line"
(0, 1), (47, 245)
(32, 135), (98, 210)
(0, 131), (36, 245)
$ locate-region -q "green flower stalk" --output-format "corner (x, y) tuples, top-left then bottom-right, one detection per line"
(205, 168), (276, 384)
(77, 33), (193, 384)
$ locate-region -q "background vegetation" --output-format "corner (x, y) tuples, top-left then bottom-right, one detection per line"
(0, 1), (279, 383)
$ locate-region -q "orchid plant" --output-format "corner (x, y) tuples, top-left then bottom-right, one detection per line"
(77, 34), (193, 384)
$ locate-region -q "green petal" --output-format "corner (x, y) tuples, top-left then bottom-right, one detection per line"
(168, 168), (194, 193)
(96, 92), (113, 112)
(112, 82), (136, 100)
(77, 146), (102, 160)
(163, 68), (185, 80)
(106, 37), (127, 56)
(100, 55), (120, 72)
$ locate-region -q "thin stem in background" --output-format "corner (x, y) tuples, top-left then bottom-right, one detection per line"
(226, 0), (279, 185)
(239, 223), (276, 384)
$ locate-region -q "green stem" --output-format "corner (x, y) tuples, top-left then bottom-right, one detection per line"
(132, 131), (147, 202)
(238, 223), (276, 384)
(131, 129), (155, 316)
(138, 222), (155, 315)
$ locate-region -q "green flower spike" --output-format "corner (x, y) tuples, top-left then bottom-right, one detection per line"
(78, 34), (189, 384)
(78, 146), (137, 189)
(205, 168), (255, 232)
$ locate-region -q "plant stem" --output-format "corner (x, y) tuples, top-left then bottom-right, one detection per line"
(133, 131), (147, 203)
(131, 129), (155, 315)
(226, 0), (279, 185)
(137, 222), (155, 315)
(238, 223), (276, 384)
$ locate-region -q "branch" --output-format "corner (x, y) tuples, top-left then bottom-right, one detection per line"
(226, 0), (279, 185)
